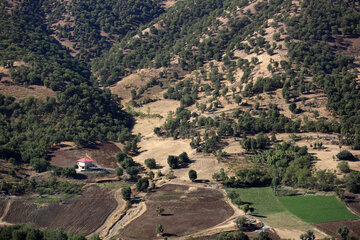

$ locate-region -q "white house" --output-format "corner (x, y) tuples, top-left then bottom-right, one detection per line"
(77, 158), (93, 172)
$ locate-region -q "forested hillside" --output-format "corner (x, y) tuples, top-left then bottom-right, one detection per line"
(0, 0), (132, 171)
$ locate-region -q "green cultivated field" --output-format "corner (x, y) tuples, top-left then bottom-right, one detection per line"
(278, 196), (360, 223)
(226, 187), (317, 233)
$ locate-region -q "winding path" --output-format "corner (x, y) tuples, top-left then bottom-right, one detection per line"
(0, 199), (13, 226)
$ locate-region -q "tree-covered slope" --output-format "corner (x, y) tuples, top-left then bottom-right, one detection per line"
(0, 0), (132, 171)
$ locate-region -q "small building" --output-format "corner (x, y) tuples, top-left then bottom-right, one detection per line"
(77, 158), (93, 172)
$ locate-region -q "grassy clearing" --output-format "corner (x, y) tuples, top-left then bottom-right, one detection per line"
(26, 194), (74, 208)
(98, 182), (131, 189)
(226, 187), (320, 233)
(278, 196), (360, 223)
(156, 192), (176, 201)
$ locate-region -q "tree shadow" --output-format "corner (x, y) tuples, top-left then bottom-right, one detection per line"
(162, 233), (177, 237)
(251, 214), (267, 218)
(161, 213), (173, 216)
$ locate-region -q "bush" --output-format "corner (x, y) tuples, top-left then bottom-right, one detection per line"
(136, 178), (149, 192)
(116, 152), (127, 163)
(188, 169), (197, 182)
(179, 152), (190, 165)
(30, 158), (49, 173)
(337, 150), (356, 161)
(167, 155), (179, 169)
(144, 158), (156, 169)
(234, 217), (249, 231)
(121, 187), (131, 201)
(115, 167), (123, 177)
(344, 172), (360, 193)
(126, 166), (139, 179)
(337, 161), (350, 173)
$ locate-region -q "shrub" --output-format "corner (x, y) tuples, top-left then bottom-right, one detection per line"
(337, 150), (355, 161)
(344, 172), (360, 193)
(136, 178), (149, 192)
(116, 152), (127, 163)
(188, 169), (197, 182)
(144, 158), (156, 169)
(121, 187), (131, 201)
(337, 161), (350, 173)
(167, 155), (179, 169)
(115, 167), (123, 177)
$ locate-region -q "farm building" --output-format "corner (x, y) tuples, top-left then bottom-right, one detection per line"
(77, 158), (94, 172)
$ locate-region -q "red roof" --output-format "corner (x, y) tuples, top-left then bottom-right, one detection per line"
(77, 158), (93, 163)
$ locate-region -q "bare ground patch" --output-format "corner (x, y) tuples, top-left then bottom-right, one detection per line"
(3, 186), (118, 235)
(314, 220), (360, 239)
(109, 68), (164, 102)
(119, 184), (234, 240)
(345, 192), (360, 216)
(0, 82), (56, 101)
(50, 142), (121, 168)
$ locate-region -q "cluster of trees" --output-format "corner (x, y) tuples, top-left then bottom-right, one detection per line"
(163, 79), (199, 107)
(286, 0), (360, 41)
(158, 104), (301, 154)
(52, 167), (77, 178)
(167, 152), (191, 169)
(214, 142), (342, 191)
(93, 0), (291, 85)
(0, 177), (83, 195)
(42, 0), (164, 60)
(116, 152), (140, 179)
(0, 224), (88, 240)
(284, 0), (360, 149)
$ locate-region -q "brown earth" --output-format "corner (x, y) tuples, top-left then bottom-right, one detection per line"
(50, 142), (120, 168)
(119, 184), (234, 240)
(3, 186), (118, 235)
(314, 220), (360, 239)
(345, 192), (360, 216)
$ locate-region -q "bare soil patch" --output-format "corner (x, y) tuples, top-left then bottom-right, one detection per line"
(50, 142), (120, 168)
(3, 186), (118, 235)
(119, 184), (234, 239)
(161, 0), (178, 9)
(0, 82), (56, 101)
(345, 192), (360, 216)
(109, 68), (163, 102)
(314, 220), (360, 239)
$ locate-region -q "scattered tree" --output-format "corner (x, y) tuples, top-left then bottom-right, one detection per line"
(145, 158), (156, 169)
(156, 206), (164, 216)
(189, 169), (197, 182)
(121, 187), (131, 201)
(156, 224), (164, 237)
(115, 167), (123, 178)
